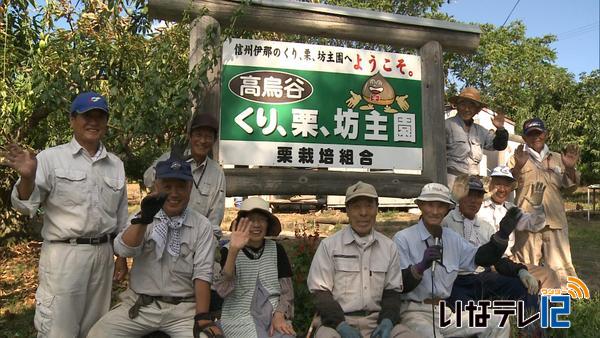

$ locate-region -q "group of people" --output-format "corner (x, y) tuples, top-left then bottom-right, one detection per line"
(446, 87), (579, 290)
(0, 87), (580, 338)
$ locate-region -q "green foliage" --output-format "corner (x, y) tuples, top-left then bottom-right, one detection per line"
(289, 225), (321, 336)
(0, 0), (236, 239)
(446, 21), (599, 183)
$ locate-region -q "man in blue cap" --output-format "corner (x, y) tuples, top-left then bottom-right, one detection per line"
(88, 151), (222, 338)
(509, 117), (580, 288)
(3, 92), (128, 337)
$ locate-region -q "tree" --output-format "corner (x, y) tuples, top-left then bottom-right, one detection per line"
(0, 0), (225, 239)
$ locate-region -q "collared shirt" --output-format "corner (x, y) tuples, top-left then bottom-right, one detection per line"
(509, 147), (579, 229)
(477, 198), (546, 256)
(114, 208), (215, 297)
(393, 220), (479, 301)
(307, 225), (403, 313)
(442, 209), (496, 274)
(11, 138), (128, 240)
(144, 152), (226, 238)
(445, 115), (497, 175)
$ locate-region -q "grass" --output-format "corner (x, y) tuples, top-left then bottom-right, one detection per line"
(1, 212), (599, 337)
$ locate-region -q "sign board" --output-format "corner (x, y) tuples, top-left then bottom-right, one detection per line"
(220, 38), (423, 171)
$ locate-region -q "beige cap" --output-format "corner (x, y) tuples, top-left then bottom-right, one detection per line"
(415, 183), (455, 207)
(237, 197), (281, 236)
(345, 181), (378, 204)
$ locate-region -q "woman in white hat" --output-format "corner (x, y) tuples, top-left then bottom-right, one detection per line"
(216, 197), (295, 338)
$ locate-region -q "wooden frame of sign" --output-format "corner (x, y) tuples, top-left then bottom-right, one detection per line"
(148, 0), (481, 197)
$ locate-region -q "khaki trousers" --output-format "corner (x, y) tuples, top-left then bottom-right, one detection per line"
(399, 301), (510, 338)
(513, 226), (577, 288)
(87, 288), (206, 338)
(313, 312), (421, 338)
(34, 242), (114, 338)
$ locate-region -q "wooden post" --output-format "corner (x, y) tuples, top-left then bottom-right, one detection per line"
(419, 40), (447, 185)
(189, 16), (222, 160)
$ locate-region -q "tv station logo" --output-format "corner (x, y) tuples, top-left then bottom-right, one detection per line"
(539, 276), (590, 328)
(438, 276), (590, 329)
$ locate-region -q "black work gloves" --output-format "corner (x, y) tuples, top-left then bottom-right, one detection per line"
(131, 193), (167, 225)
(497, 207), (523, 240)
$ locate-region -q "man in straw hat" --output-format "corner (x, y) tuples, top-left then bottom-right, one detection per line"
(3, 91), (128, 338)
(216, 197), (295, 337)
(88, 150), (222, 338)
(393, 182), (523, 337)
(307, 181), (420, 338)
(446, 87), (508, 188)
(477, 166), (560, 290)
(509, 117), (580, 288)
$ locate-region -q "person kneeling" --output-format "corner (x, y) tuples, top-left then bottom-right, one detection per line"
(88, 152), (221, 338)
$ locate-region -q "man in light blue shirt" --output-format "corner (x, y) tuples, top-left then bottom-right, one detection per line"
(393, 183), (521, 337)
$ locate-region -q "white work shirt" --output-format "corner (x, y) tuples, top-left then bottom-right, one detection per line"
(307, 225), (403, 313)
(11, 138), (128, 240)
(477, 198), (545, 257)
(114, 208), (215, 297)
(393, 220), (480, 301)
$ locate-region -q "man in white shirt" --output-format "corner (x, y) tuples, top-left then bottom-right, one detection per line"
(477, 166), (560, 290)
(3, 92), (128, 337)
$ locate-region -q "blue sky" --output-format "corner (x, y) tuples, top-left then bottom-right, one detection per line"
(441, 0), (599, 79)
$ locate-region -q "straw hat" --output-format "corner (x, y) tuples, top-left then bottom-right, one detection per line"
(448, 87), (486, 107)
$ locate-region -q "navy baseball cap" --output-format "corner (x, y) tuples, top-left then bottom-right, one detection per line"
(522, 117), (546, 135)
(70, 92), (109, 115)
(155, 157), (193, 181)
(467, 176), (486, 193)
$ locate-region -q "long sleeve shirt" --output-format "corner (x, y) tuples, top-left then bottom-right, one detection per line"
(477, 198), (545, 256)
(11, 138), (128, 240)
(114, 208), (215, 297)
(509, 145), (579, 229)
(446, 115), (508, 175)
(393, 220), (482, 301)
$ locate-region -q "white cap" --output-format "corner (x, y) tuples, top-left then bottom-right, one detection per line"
(490, 166), (515, 181)
(415, 183), (455, 207)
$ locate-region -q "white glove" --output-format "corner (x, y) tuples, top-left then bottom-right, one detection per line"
(524, 182), (546, 207)
(518, 269), (539, 295)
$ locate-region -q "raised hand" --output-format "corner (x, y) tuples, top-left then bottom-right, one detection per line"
(131, 193), (167, 225)
(451, 174), (470, 201)
(498, 207), (523, 240)
(1, 143), (37, 179)
(562, 144), (580, 169)
(513, 144), (529, 169)
(229, 217), (250, 251)
(524, 182), (546, 207)
(490, 109), (505, 130)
